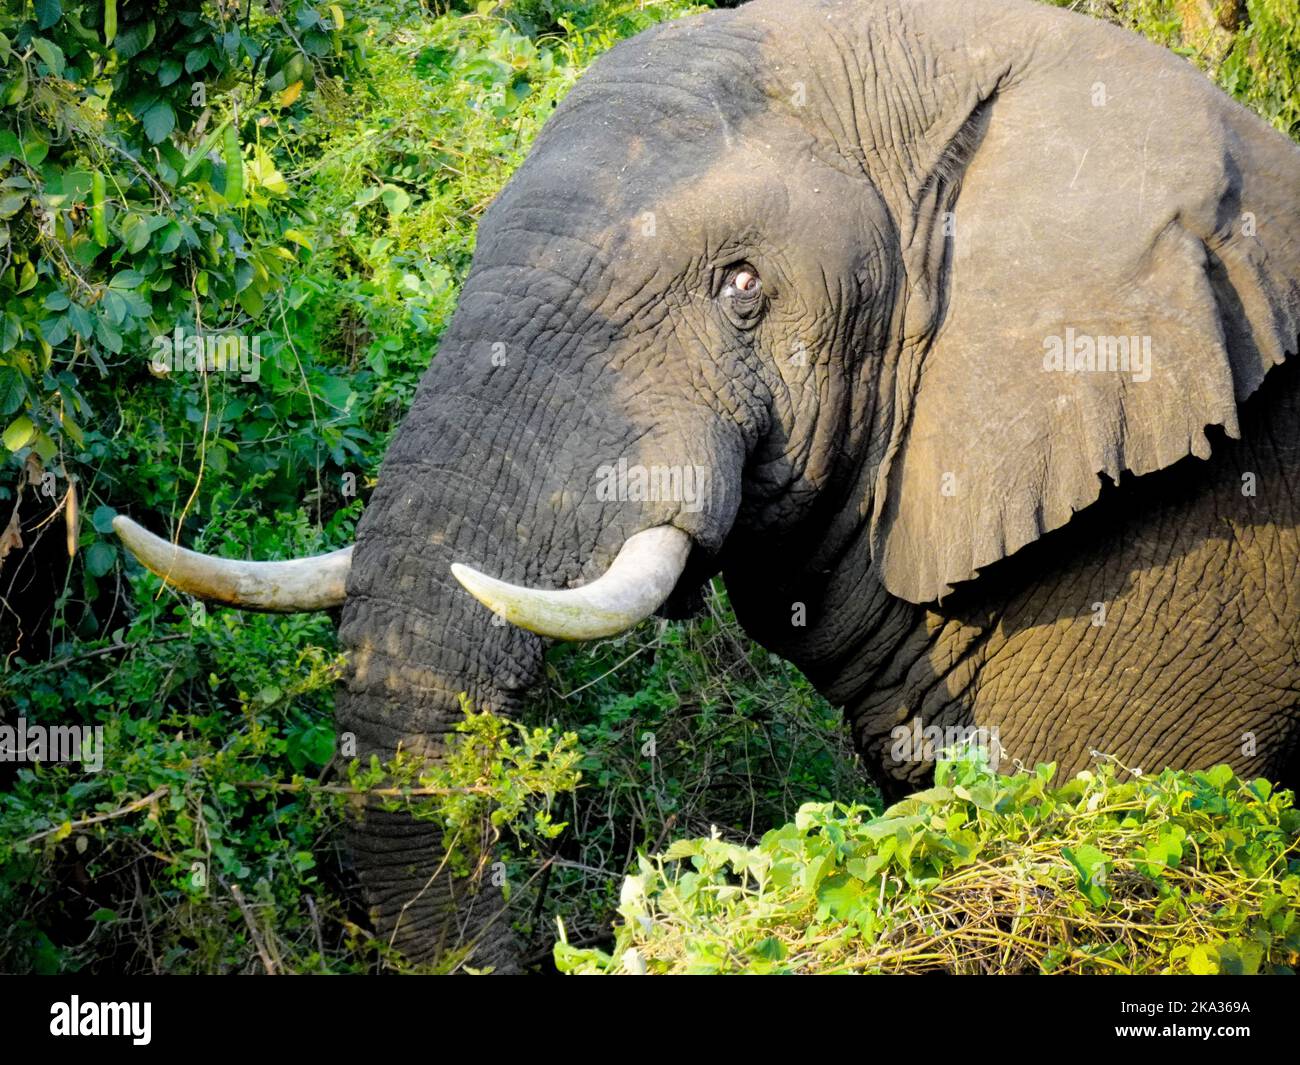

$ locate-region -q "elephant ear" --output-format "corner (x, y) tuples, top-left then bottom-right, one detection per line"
(871, 14), (1300, 605)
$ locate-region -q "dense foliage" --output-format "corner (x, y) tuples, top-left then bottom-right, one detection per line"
(1, 0), (1296, 974)
(558, 755), (1300, 975)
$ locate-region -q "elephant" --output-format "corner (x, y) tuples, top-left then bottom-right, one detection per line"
(113, 0), (1300, 970)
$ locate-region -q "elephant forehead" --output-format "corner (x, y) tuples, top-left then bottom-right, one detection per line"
(483, 133), (882, 290)
(481, 13), (784, 222)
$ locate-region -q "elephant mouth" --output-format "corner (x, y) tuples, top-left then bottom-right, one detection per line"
(111, 515), (694, 641)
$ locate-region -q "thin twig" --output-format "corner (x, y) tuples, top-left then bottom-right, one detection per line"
(227, 880), (278, 975)
(231, 780), (492, 798)
(25, 633), (187, 673)
(22, 786), (168, 846)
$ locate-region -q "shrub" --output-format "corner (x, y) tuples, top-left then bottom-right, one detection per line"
(556, 754), (1300, 975)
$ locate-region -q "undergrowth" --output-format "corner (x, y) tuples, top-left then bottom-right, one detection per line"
(557, 754), (1300, 975)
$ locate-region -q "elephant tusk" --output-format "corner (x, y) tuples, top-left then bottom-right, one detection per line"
(113, 515), (352, 612)
(450, 525), (691, 640)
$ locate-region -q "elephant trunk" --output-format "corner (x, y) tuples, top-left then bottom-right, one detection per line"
(334, 372), (553, 966)
(333, 265), (745, 966)
(335, 459), (542, 969)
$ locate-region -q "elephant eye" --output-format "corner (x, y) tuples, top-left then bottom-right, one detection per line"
(715, 262), (766, 329)
(725, 266), (762, 300)
(719, 265), (765, 330)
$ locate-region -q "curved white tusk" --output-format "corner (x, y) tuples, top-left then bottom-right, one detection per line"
(113, 515), (352, 612)
(450, 525), (691, 640)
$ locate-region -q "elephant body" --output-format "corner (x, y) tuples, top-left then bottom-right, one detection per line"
(729, 356), (1300, 799)
(121, 0), (1300, 968)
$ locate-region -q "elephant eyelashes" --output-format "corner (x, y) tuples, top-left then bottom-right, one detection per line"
(720, 264), (765, 327)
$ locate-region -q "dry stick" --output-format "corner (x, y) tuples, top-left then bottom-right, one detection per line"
(231, 780), (491, 798)
(525, 855), (555, 939)
(226, 880), (278, 975)
(445, 850), (563, 976)
(22, 786), (168, 846)
(390, 829), (462, 953)
(97, 135), (174, 205)
(559, 640), (654, 699)
(305, 895), (328, 973)
(649, 812), (679, 855)
(548, 857), (621, 880)
(160, 331), (213, 598)
(29, 633), (188, 673)
(274, 293), (324, 524)
(132, 862), (161, 975)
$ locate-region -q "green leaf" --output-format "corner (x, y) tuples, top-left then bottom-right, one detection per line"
(749, 936), (786, 962)
(237, 285), (264, 316)
(120, 213), (151, 253)
(0, 366), (24, 416)
(67, 303), (94, 339)
(101, 291), (127, 325)
(85, 541), (117, 577)
(845, 853), (888, 884)
(112, 19), (155, 61)
(380, 184), (411, 215)
(92, 506), (117, 534)
(816, 874), (866, 921)
(3, 414), (35, 452)
(3, 73), (28, 106)
(287, 722), (336, 769)
(157, 222), (182, 253)
(94, 317), (123, 354)
(1063, 844), (1111, 907)
(140, 100), (176, 144)
(110, 269), (145, 289)
(1187, 943), (1220, 975)
(32, 429), (55, 463)
(31, 38), (65, 78)
(35, 0), (61, 30)
(1204, 764), (1235, 790)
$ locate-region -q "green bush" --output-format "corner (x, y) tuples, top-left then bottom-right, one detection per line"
(557, 755), (1300, 975)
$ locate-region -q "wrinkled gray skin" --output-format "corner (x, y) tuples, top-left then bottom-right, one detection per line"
(337, 0), (1300, 969)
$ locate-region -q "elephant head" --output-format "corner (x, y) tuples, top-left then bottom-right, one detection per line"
(115, 0), (1300, 968)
